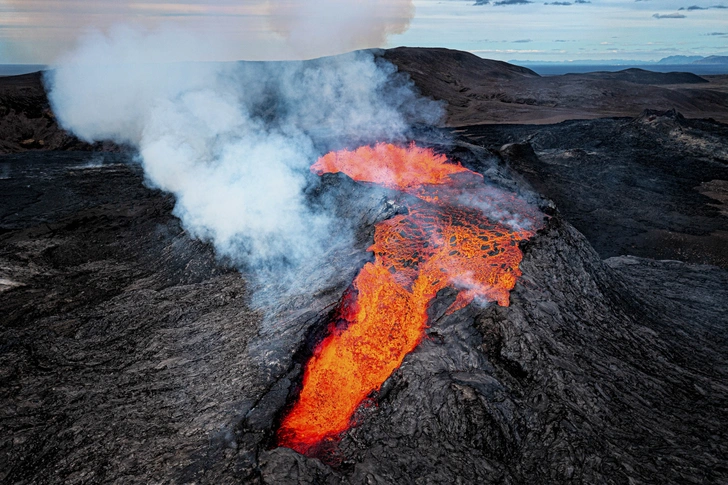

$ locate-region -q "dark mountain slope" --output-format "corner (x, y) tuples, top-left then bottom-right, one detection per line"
(383, 47), (728, 125)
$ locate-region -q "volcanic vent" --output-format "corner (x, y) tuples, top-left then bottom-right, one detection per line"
(277, 143), (543, 455)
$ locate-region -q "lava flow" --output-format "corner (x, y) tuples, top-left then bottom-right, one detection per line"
(277, 143), (541, 454)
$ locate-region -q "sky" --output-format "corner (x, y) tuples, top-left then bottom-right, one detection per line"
(392, 0), (728, 62)
(0, 0), (726, 64)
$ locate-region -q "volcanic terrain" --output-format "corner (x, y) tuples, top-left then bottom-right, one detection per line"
(382, 47), (728, 125)
(1, 48), (727, 484)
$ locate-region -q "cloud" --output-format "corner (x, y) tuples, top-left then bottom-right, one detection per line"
(653, 12), (687, 18)
(267, 0), (415, 57)
(493, 0), (533, 5)
(474, 0), (491, 4)
(707, 32), (728, 35)
(513, 39), (532, 43)
(544, 0), (590, 5)
(680, 4), (727, 9)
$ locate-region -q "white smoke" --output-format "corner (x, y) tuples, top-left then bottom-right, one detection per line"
(268, 0), (414, 58)
(456, 184), (541, 233)
(45, 24), (443, 292)
(2, 0), (415, 62)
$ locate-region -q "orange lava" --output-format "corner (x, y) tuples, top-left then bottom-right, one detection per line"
(312, 142), (472, 191)
(278, 143), (540, 454)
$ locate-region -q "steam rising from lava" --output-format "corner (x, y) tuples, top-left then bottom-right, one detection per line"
(45, 27), (443, 292)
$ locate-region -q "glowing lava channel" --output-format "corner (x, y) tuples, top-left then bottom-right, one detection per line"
(277, 143), (540, 454)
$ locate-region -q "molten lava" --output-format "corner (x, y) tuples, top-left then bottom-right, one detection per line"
(278, 143), (540, 454)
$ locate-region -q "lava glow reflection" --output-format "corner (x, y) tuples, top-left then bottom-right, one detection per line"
(277, 143), (540, 454)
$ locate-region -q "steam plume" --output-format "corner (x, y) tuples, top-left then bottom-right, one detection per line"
(2, 0), (416, 62)
(268, 0), (415, 57)
(45, 24), (443, 295)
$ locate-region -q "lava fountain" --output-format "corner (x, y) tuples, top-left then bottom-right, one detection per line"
(277, 143), (541, 454)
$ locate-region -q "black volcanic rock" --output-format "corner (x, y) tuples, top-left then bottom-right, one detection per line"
(1, 143), (726, 484)
(462, 109), (728, 268)
(499, 141), (540, 166)
(0, 154), (251, 483)
(0, 72), (117, 153)
(381, 47), (540, 114)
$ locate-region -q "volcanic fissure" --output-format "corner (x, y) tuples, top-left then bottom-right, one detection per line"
(277, 143), (543, 455)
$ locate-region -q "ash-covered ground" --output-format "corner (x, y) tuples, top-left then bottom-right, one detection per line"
(1, 48), (728, 484)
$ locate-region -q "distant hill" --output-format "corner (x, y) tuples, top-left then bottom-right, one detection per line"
(515, 59), (653, 66)
(693, 56), (728, 65)
(657, 55), (704, 64)
(575, 68), (709, 85)
(511, 55), (728, 67)
(386, 47), (539, 81)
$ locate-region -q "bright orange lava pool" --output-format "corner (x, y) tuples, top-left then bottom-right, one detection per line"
(277, 143), (541, 454)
